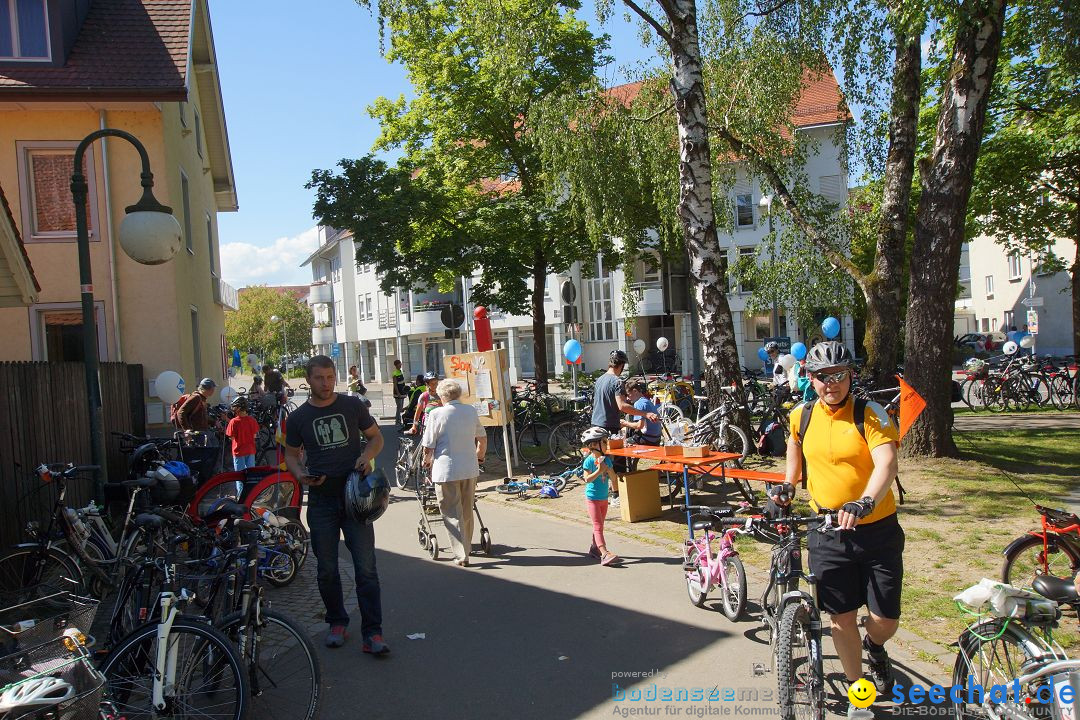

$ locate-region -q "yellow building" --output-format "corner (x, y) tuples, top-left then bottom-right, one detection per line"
(0, 0), (237, 424)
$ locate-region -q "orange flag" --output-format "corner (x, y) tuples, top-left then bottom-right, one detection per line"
(897, 376), (926, 442)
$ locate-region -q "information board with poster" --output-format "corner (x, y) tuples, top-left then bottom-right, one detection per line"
(1027, 310), (1039, 335)
(442, 349), (512, 427)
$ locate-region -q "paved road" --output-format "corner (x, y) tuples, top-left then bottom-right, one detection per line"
(265, 427), (944, 720)
(952, 412), (1080, 431)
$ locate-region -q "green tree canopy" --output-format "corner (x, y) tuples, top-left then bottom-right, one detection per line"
(225, 286), (313, 368)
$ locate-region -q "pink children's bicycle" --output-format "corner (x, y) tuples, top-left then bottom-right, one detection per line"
(682, 504), (748, 620)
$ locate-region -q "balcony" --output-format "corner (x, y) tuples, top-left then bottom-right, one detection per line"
(312, 324), (336, 345)
(213, 278), (238, 310)
(627, 280), (665, 318)
(378, 309), (397, 330)
(308, 282), (333, 305)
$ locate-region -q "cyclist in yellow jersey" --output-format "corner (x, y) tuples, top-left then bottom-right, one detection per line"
(769, 341), (902, 715)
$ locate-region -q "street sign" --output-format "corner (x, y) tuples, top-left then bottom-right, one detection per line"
(560, 279), (576, 304)
(440, 303), (465, 329)
(1027, 310), (1039, 334)
(330, 344), (340, 357)
(561, 304), (579, 324)
(1021, 297), (1044, 307)
(444, 329), (461, 339)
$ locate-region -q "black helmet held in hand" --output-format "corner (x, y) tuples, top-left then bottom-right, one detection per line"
(345, 469), (390, 525)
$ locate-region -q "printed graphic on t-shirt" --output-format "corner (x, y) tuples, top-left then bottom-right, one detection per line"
(313, 414), (349, 448)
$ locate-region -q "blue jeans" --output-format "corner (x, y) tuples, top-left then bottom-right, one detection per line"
(233, 454), (256, 471)
(307, 491), (383, 637)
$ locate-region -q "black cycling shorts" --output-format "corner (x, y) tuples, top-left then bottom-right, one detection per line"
(808, 513), (904, 619)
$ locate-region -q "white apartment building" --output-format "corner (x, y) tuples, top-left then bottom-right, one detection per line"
(300, 76), (855, 384)
(955, 235), (1074, 356)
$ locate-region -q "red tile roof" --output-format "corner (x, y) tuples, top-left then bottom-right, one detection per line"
(0, 0), (190, 100)
(606, 66), (850, 127)
(0, 182), (40, 292)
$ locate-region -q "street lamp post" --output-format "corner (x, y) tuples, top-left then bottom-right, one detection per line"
(72, 129), (182, 502)
(270, 315), (288, 366)
(758, 195), (780, 337)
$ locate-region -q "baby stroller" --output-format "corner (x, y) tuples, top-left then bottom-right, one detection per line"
(415, 467), (493, 561)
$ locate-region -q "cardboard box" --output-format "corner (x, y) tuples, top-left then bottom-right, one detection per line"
(661, 445), (683, 456)
(607, 437), (625, 450)
(617, 470), (662, 522)
(682, 445), (708, 458)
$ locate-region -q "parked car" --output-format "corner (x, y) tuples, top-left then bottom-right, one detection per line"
(954, 332), (1005, 355)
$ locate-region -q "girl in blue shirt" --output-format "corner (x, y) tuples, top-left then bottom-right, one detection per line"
(581, 427), (619, 566)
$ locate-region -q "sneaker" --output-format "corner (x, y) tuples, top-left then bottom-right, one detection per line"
(600, 553), (620, 566)
(325, 625), (347, 648)
(846, 702), (874, 720)
(363, 634), (390, 655)
(588, 544), (601, 559)
(608, 496), (620, 508)
(863, 636), (894, 691)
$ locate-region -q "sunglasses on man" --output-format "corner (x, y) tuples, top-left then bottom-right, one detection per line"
(811, 369), (850, 385)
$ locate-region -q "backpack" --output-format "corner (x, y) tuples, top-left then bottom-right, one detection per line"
(797, 398), (906, 505)
(169, 393), (201, 429)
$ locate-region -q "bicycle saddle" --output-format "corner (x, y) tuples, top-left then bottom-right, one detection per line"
(692, 520), (713, 532)
(201, 500), (248, 525)
(121, 476), (156, 488)
(1032, 575), (1080, 604)
(132, 513), (164, 529)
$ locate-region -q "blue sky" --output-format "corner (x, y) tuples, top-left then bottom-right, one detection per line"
(213, 0), (660, 288)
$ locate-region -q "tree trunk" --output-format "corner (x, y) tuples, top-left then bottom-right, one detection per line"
(864, 28), (922, 387)
(903, 0), (1007, 457)
(665, 0), (745, 407)
(531, 250), (550, 392)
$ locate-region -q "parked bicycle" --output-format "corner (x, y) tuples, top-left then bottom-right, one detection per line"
(1001, 504), (1080, 588)
(682, 504), (747, 620)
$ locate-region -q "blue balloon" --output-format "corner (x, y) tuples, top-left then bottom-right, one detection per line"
(757, 347), (769, 362)
(822, 317), (841, 340)
(791, 342), (807, 361)
(563, 339), (582, 363)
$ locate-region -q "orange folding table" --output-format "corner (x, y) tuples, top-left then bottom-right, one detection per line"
(604, 446), (741, 537)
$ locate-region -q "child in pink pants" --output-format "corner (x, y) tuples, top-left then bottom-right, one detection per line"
(582, 431), (618, 566)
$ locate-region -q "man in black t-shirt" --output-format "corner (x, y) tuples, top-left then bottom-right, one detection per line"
(284, 355), (388, 655)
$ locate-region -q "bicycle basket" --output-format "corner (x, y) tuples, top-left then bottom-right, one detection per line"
(963, 358), (989, 378)
(0, 636), (105, 720)
(0, 592), (98, 656)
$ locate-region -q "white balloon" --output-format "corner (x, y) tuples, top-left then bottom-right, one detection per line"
(220, 386), (238, 405)
(155, 371), (185, 405)
(656, 336), (670, 352)
(1019, 334), (1035, 349)
(1002, 341), (1018, 356)
(779, 354), (797, 371)
(633, 339), (646, 355)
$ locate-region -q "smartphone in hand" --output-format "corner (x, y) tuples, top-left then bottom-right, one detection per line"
(301, 474), (325, 487)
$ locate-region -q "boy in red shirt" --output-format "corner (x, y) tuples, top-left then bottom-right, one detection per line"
(226, 396), (259, 471)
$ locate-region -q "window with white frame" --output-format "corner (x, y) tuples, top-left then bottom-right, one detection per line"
(1004, 310), (1014, 329)
(181, 170), (192, 253)
(736, 193), (754, 227)
(0, 0), (49, 60)
(738, 247), (757, 293)
(331, 257), (341, 283)
(365, 293), (374, 320)
(587, 277), (614, 342)
(984, 275), (995, 299)
(194, 108), (203, 158)
(1007, 253), (1022, 281)
(206, 214), (217, 278)
(17, 143), (98, 242)
(335, 300), (344, 325)
(642, 253), (661, 284)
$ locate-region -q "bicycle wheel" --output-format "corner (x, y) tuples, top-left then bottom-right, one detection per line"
(713, 424), (750, 464)
(963, 378), (988, 411)
(1049, 375), (1071, 410)
(393, 443), (414, 490)
(260, 547), (298, 588)
(719, 555), (747, 621)
(685, 546), (708, 607)
(496, 483), (523, 495)
(218, 609), (321, 720)
(1001, 533), (1080, 588)
(549, 418), (586, 469)
(280, 519), (309, 569)
(659, 402), (684, 426)
(516, 422), (554, 466)
(100, 616), (249, 720)
(1003, 377), (1032, 412)
(255, 427), (277, 466)
(0, 546), (83, 605)
(776, 601), (825, 720)
(952, 619), (1044, 720)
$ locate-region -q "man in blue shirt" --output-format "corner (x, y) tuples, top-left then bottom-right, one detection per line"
(620, 378), (661, 471)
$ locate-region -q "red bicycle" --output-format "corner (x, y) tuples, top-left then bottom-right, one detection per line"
(1001, 505), (1080, 588)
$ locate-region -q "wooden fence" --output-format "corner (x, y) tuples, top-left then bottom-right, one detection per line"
(0, 362), (144, 548)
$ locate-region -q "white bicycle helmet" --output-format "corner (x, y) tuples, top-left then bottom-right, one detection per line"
(0, 677), (75, 713)
(803, 341), (853, 372)
(580, 426), (610, 445)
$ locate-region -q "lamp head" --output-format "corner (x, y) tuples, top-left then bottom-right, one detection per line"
(119, 190), (182, 265)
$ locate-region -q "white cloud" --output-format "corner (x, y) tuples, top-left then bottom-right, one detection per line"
(220, 226), (321, 288)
